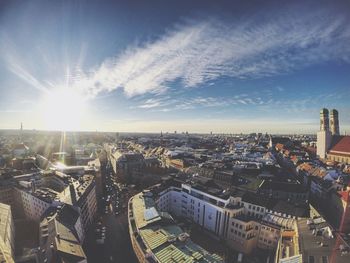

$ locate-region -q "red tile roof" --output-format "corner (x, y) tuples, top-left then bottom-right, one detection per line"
(339, 190), (350, 203)
(329, 136), (350, 155)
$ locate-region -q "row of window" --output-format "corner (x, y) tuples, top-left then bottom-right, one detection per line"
(247, 204), (263, 212)
(259, 237), (273, 244)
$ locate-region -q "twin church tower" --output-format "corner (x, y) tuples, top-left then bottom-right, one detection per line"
(319, 108), (340, 135)
(317, 108), (340, 159)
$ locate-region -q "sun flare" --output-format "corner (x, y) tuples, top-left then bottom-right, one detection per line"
(39, 88), (87, 131)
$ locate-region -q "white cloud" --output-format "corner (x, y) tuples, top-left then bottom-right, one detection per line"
(69, 7), (350, 98)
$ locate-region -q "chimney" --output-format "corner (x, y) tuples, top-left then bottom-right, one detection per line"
(31, 179), (36, 193)
(69, 183), (77, 205)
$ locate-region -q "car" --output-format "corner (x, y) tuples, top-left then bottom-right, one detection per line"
(96, 238), (105, 244)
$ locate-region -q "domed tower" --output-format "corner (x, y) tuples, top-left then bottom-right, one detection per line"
(330, 109), (340, 136)
(320, 108), (329, 131)
(317, 108), (332, 159)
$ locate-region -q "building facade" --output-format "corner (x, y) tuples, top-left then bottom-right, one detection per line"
(157, 183), (300, 255)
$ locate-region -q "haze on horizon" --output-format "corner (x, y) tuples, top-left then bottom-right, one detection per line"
(0, 0), (350, 134)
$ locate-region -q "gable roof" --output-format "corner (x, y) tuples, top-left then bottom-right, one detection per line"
(329, 136), (350, 156)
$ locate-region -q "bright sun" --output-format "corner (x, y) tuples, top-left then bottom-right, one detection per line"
(40, 88), (87, 131)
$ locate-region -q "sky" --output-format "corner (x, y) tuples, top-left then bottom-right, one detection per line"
(0, 0), (350, 134)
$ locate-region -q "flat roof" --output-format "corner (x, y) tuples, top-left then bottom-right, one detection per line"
(131, 192), (224, 263)
(297, 218), (350, 263)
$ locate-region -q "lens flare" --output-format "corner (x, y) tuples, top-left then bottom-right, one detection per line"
(39, 87), (87, 131)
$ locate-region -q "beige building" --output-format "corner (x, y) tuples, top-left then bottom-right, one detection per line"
(0, 203), (15, 262)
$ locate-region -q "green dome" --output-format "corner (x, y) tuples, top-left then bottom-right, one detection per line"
(320, 108), (329, 114)
(330, 109), (338, 115)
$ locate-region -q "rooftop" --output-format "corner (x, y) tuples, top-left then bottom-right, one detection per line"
(329, 136), (350, 156)
(130, 191), (224, 263)
(297, 217), (350, 263)
(297, 206), (350, 263)
(259, 180), (308, 193)
(40, 207), (86, 263)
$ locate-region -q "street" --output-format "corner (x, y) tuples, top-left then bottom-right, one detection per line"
(83, 210), (137, 263)
(83, 159), (138, 263)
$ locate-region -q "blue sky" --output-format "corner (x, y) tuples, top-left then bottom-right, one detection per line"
(0, 0), (350, 133)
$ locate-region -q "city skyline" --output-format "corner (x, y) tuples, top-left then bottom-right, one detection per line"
(1, 0), (350, 133)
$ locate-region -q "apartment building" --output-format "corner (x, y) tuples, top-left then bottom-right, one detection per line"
(156, 179), (306, 255)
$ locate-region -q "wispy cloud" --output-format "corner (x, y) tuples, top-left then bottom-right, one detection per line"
(2, 5), (349, 101)
(134, 94), (272, 112)
(69, 7), (350, 98)
(132, 87), (350, 114)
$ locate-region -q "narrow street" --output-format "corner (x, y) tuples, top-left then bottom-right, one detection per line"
(83, 158), (138, 263)
(83, 210), (137, 263)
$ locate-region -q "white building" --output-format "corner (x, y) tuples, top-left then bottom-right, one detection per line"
(157, 182), (300, 254)
(15, 186), (58, 221)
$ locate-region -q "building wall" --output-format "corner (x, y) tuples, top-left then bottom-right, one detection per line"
(257, 223), (280, 250)
(0, 188), (14, 207)
(0, 203), (15, 258)
(158, 186), (228, 236)
(74, 215), (85, 243)
(316, 131), (332, 159)
(15, 188), (51, 221)
(327, 153), (350, 164)
(78, 185), (97, 234)
(158, 184), (297, 255)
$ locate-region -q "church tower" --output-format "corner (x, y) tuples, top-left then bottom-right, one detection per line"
(317, 108), (332, 159)
(320, 108), (329, 131)
(330, 109), (340, 136)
